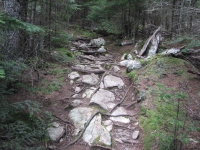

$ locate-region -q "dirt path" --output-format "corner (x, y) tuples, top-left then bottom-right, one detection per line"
(42, 37), (143, 150)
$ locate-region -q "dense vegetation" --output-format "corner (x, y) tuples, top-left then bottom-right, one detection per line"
(0, 0), (200, 149)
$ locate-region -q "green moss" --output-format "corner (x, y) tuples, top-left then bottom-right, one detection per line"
(52, 48), (74, 63)
(139, 84), (190, 150)
(128, 70), (138, 81)
(28, 77), (64, 94)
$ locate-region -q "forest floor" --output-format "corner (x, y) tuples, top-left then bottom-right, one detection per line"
(7, 34), (200, 150)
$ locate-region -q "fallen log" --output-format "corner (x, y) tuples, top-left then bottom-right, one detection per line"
(71, 66), (105, 74)
(139, 26), (161, 56)
(147, 33), (161, 57)
(79, 50), (104, 55)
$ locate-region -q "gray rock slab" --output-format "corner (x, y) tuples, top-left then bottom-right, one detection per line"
(81, 73), (99, 85)
(104, 75), (124, 88)
(110, 107), (130, 124)
(83, 114), (111, 146)
(90, 89), (116, 111)
(132, 130), (139, 140)
(68, 72), (80, 80)
(47, 122), (65, 141)
(69, 107), (96, 135)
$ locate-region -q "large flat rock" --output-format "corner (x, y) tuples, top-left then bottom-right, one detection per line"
(83, 114), (111, 146)
(69, 107), (96, 135)
(81, 73), (99, 85)
(90, 89), (116, 111)
(104, 75), (124, 88)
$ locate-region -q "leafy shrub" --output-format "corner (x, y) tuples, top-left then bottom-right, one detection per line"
(0, 99), (51, 150)
(51, 32), (69, 48)
(0, 58), (27, 96)
(51, 48), (74, 63)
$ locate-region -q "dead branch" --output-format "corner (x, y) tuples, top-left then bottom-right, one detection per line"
(71, 66), (105, 74)
(182, 49), (200, 55)
(110, 82), (134, 113)
(187, 69), (200, 76)
(52, 115), (74, 127)
(139, 26), (161, 56)
(125, 101), (138, 109)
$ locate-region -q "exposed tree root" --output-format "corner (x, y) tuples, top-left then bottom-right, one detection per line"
(60, 110), (139, 150)
(110, 82), (134, 113)
(71, 66), (105, 74)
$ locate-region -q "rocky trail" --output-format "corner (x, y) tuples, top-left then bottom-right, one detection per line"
(47, 37), (143, 150)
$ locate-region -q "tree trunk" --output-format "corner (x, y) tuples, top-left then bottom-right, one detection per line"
(3, 0), (21, 59)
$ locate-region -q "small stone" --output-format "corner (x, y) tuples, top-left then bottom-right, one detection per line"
(132, 131), (139, 140)
(97, 46), (106, 53)
(68, 72), (80, 80)
(113, 66), (120, 72)
(47, 123), (65, 141)
(134, 122), (139, 126)
(52, 122), (60, 128)
(82, 93), (86, 98)
(48, 145), (57, 150)
(70, 80), (73, 85)
(71, 100), (82, 107)
(90, 38), (105, 47)
(59, 138), (64, 143)
(72, 94), (79, 98)
(70, 48), (76, 51)
(75, 87), (81, 93)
